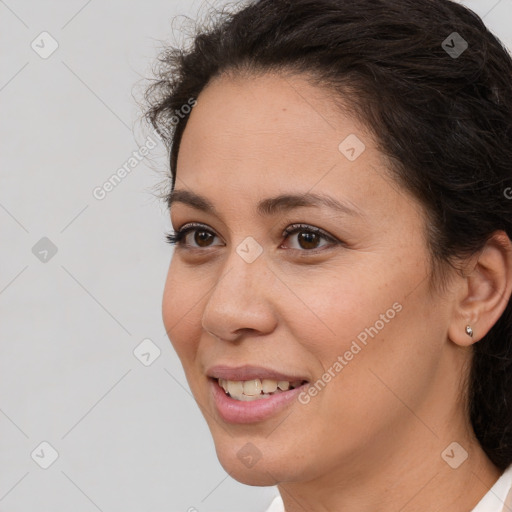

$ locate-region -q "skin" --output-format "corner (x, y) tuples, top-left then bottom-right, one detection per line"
(162, 71), (512, 511)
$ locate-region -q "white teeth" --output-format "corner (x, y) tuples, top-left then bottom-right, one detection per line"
(232, 393), (257, 401)
(243, 379), (262, 396)
(262, 379), (278, 393)
(227, 380), (243, 396)
(217, 377), (305, 401)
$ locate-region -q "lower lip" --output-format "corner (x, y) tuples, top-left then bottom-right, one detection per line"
(209, 378), (309, 424)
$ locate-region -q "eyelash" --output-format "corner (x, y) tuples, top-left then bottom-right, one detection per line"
(164, 222), (340, 253)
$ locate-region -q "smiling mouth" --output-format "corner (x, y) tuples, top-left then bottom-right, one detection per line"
(214, 377), (308, 401)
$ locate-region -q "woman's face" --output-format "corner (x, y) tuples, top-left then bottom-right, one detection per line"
(163, 72), (456, 485)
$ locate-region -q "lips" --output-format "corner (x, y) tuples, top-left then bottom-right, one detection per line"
(209, 376), (309, 423)
(206, 364), (309, 382)
(205, 364), (311, 423)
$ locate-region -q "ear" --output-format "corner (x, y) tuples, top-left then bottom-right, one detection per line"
(448, 231), (512, 347)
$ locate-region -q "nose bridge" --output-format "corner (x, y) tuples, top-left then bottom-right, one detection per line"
(201, 238), (275, 340)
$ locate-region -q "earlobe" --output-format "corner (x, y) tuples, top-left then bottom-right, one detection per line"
(448, 230), (512, 348)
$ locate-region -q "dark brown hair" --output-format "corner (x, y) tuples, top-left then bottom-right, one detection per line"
(144, 0), (512, 470)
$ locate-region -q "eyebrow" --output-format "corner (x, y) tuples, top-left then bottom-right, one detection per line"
(167, 189), (362, 218)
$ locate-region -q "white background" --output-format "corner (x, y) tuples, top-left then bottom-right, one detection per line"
(1, 1), (511, 511)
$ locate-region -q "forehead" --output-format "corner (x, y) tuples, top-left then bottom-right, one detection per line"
(178, 72), (374, 182)
(174, 71), (421, 227)
(181, 71), (352, 147)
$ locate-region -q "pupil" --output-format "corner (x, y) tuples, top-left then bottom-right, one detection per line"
(299, 231), (318, 249)
(195, 231), (212, 247)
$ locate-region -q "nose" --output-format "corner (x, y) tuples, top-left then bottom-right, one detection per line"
(201, 247), (278, 342)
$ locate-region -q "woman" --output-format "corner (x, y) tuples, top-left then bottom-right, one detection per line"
(144, 0), (512, 510)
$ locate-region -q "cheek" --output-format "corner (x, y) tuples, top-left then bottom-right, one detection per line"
(285, 258), (439, 410)
(278, 264), (401, 362)
(312, 286), (443, 430)
(162, 260), (204, 364)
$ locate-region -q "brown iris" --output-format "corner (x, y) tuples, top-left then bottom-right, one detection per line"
(297, 231), (320, 250)
(195, 230), (214, 247)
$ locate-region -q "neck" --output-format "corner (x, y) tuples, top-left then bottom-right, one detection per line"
(278, 430), (500, 512)
(277, 346), (502, 512)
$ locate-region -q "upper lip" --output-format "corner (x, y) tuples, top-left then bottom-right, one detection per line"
(206, 364), (309, 382)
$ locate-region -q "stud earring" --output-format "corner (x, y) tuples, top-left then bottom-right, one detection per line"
(465, 325), (474, 338)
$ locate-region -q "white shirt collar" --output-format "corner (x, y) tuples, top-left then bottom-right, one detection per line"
(471, 464), (512, 512)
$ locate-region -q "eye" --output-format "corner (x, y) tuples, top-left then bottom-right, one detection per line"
(281, 224), (339, 251)
(164, 223), (340, 252)
(164, 223), (222, 249)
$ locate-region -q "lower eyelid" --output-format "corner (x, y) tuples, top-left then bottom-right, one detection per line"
(183, 228), (221, 246)
(283, 227), (338, 245)
(176, 224), (340, 250)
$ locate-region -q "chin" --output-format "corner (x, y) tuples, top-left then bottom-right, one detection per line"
(212, 436), (292, 486)
(216, 450), (283, 486)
